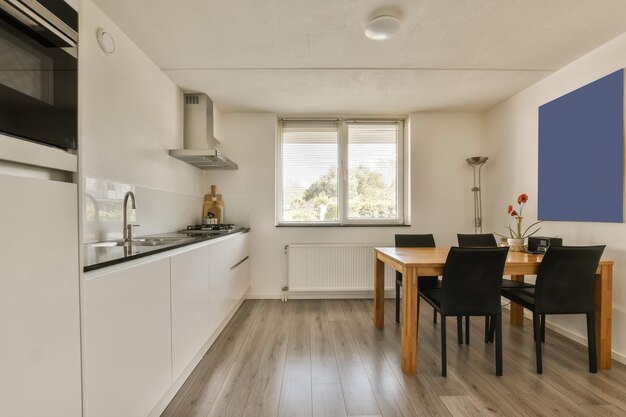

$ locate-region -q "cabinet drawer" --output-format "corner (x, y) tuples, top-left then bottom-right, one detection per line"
(229, 232), (250, 267)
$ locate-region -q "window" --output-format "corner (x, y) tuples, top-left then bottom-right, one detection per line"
(277, 119), (404, 225)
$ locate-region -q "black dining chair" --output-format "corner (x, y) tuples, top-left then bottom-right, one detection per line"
(457, 233), (535, 343)
(501, 245), (605, 374)
(395, 234), (439, 324)
(457, 233), (498, 248)
(457, 233), (498, 344)
(419, 247), (509, 376)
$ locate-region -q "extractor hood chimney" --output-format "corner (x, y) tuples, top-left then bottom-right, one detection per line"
(169, 93), (238, 170)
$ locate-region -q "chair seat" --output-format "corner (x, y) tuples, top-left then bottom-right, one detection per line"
(501, 279), (535, 289)
(421, 281), (533, 309)
(404, 278), (531, 289)
(419, 288), (443, 309)
(397, 275), (441, 289)
(501, 287), (535, 309)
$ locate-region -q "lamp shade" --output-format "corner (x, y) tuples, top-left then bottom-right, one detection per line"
(466, 156), (488, 166)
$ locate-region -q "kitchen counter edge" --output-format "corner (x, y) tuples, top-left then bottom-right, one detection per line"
(83, 228), (250, 273)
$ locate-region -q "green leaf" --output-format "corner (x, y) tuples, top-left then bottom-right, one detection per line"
(521, 220), (543, 238)
(524, 227), (542, 238)
(506, 225), (517, 238)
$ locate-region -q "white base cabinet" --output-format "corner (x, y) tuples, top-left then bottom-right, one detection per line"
(83, 232), (250, 417)
(83, 258), (172, 417)
(229, 232), (251, 305)
(171, 245), (211, 380)
(207, 237), (232, 343)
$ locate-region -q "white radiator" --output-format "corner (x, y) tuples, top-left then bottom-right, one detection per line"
(286, 243), (396, 297)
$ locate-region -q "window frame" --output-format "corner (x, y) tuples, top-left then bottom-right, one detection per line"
(275, 117), (406, 226)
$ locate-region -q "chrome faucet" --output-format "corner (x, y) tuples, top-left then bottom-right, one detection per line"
(122, 191), (139, 242)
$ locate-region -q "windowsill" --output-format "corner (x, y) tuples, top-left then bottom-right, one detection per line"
(276, 223), (411, 228)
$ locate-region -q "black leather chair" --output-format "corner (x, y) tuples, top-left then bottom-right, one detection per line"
(457, 234), (498, 344)
(457, 233), (497, 248)
(419, 247), (509, 376)
(501, 246), (605, 374)
(395, 234), (439, 324)
(457, 233), (533, 344)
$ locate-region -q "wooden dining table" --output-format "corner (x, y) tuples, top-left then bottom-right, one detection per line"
(373, 246), (614, 375)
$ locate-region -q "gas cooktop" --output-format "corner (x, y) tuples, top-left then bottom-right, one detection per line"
(182, 224), (243, 234)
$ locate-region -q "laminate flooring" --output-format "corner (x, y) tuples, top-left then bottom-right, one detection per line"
(162, 299), (626, 417)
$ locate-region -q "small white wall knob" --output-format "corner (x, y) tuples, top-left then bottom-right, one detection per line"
(97, 29), (116, 54)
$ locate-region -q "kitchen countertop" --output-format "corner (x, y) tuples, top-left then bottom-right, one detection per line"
(83, 228), (250, 272)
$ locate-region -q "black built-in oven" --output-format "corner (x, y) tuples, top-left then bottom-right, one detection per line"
(0, 0), (78, 150)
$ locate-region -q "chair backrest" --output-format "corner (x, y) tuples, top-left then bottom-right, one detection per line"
(440, 247), (509, 316)
(395, 234), (436, 248)
(457, 233), (497, 248)
(535, 246), (605, 314)
(395, 234), (436, 281)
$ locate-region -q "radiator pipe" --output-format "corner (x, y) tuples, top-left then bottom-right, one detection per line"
(282, 245), (289, 302)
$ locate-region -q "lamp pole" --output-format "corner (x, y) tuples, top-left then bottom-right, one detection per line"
(465, 156), (488, 234)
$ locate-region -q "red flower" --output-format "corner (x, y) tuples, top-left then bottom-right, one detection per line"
(517, 194), (528, 204)
(507, 204), (513, 214)
(510, 210), (518, 217)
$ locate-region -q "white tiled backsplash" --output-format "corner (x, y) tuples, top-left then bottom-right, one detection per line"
(84, 177), (202, 243)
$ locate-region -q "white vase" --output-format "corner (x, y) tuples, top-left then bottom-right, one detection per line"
(507, 238), (525, 252)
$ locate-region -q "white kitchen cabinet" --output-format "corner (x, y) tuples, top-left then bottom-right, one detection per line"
(170, 245), (211, 380)
(229, 230), (250, 268)
(232, 256), (250, 303)
(82, 231), (250, 417)
(83, 258), (172, 417)
(0, 174), (81, 417)
(207, 237), (232, 333)
(170, 234), (249, 384)
(229, 232), (251, 304)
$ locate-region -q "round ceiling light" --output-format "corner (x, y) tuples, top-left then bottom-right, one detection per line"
(365, 15), (401, 40)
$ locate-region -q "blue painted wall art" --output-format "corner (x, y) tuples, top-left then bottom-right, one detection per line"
(538, 69), (624, 222)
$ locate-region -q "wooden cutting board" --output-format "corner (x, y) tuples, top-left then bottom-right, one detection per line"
(203, 185), (224, 223)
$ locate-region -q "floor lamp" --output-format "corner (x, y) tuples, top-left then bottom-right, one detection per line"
(466, 156), (488, 234)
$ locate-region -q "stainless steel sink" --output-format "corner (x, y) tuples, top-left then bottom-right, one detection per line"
(139, 237), (193, 246)
(88, 237), (193, 248)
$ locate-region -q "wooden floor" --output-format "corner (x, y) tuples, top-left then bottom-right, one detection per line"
(162, 299), (626, 417)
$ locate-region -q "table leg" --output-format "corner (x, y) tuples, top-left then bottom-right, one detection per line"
(401, 267), (418, 374)
(510, 275), (525, 326)
(374, 256), (385, 329)
(595, 264), (613, 370)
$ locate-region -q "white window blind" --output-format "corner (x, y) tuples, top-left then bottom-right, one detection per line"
(281, 120), (339, 222)
(347, 122), (399, 220)
(278, 119), (404, 225)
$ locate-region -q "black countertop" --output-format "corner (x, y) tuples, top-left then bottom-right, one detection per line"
(84, 229), (249, 272)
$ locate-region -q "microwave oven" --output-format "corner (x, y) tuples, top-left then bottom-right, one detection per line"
(0, 0), (78, 150)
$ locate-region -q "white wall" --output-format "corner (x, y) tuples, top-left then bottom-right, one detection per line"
(484, 32), (626, 361)
(204, 112), (485, 298)
(410, 113), (489, 238)
(80, 0), (204, 242)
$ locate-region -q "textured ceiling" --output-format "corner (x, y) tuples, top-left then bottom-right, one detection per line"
(93, 0), (626, 113)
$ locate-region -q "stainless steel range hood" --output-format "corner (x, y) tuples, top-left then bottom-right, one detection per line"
(169, 94), (238, 170)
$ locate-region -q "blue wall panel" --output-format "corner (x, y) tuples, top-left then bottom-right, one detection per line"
(538, 69), (624, 222)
